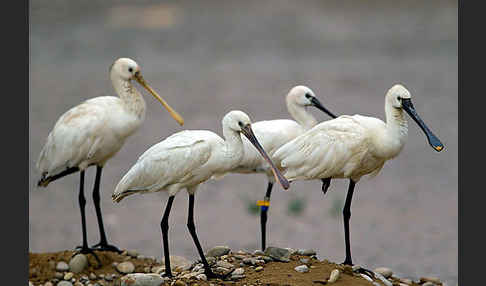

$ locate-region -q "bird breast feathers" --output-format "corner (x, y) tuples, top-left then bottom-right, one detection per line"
(275, 116), (371, 180)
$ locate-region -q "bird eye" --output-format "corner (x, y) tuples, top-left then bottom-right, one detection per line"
(397, 96), (402, 101)
(305, 93), (312, 99)
(238, 121), (243, 127)
(128, 67), (133, 73)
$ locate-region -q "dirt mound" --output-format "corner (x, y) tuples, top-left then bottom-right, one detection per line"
(29, 249), (433, 286)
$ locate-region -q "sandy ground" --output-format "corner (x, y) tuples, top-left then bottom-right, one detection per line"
(29, 0), (457, 285)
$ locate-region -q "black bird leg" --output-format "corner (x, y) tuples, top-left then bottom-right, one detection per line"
(91, 166), (122, 253)
(73, 171), (101, 266)
(342, 179), (356, 265)
(321, 178), (332, 195)
(260, 181), (273, 251)
(160, 196), (175, 277)
(187, 193), (230, 280)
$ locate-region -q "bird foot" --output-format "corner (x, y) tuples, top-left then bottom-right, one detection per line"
(205, 268), (233, 280)
(91, 242), (123, 253)
(73, 246), (101, 268)
(342, 262), (375, 279)
(161, 271), (173, 278)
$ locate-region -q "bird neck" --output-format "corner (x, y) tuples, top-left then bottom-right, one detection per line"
(383, 100), (408, 157)
(111, 75), (146, 120)
(287, 101), (317, 130)
(221, 127), (245, 167)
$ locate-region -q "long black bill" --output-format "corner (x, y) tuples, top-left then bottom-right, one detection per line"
(310, 97), (338, 119)
(241, 124), (290, 190)
(401, 98), (444, 152)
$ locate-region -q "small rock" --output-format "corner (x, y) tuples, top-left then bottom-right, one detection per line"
(231, 274), (246, 280)
(116, 261), (135, 274)
(297, 249), (316, 256)
(399, 278), (413, 284)
(236, 250), (248, 255)
(233, 268), (245, 275)
(126, 250), (138, 257)
(44, 282), (54, 286)
(69, 254), (88, 274)
(261, 256), (273, 263)
(196, 274), (207, 281)
(57, 282), (73, 286)
(120, 273), (166, 286)
(399, 283), (409, 286)
(294, 265), (309, 273)
(112, 262), (119, 267)
(255, 266), (264, 272)
(264, 247), (291, 262)
(164, 255), (192, 271)
(253, 250), (264, 256)
(360, 273), (373, 282)
(89, 273), (97, 280)
(137, 255), (146, 260)
(420, 277), (442, 284)
(73, 283), (83, 286)
(206, 246), (231, 257)
(300, 258), (310, 264)
(216, 260), (234, 269)
(173, 280), (187, 286)
(214, 267), (231, 275)
(233, 255), (247, 260)
(374, 273), (393, 286)
(328, 269), (340, 283)
(54, 272), (64, 279)
(64, 272), (74, 281)
(243, 258), (255, 265)
(104, 274), (113, 281)
(56, 261), (70, 272)
(29, 282), (33, 286)
(374, 267), (393, 279)
(422, 283), (436, 286)
(352, 265), (361, 272)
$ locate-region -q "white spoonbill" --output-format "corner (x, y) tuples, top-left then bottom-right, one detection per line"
(226, 85), (337, 250)
(273, 84), (444, 266)
(112, 110), (289, 278)
(36, 58), (184, 260)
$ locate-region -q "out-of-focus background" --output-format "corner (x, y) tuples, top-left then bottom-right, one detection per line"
(29, 0), (457, 285)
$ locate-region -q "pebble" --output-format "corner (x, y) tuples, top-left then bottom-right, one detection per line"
(116, 261), (135, 274)
(57, 282), (73, 286)
(420, 277), (442, 284)
(214, 266), (232, 275)
(294, 265), (309, 273)
(399, 284), (409, 286)
(89, 273), (97, 280)
(261, 256), (273, 263)
(206, 246), (231, 257)
(374, 267), (393, 278)
(166, 255), (192, 271)
(29, 282), (33, 286)
(360, 273), (373, 282)
(55, 272), (64, 279)
(422, 283), (436, 286)
(243, 258), (256, 265)
(352, 265), (361, 272)
(104, 274), (114, 281)
(196, 274), (207, 281)
(73, 283), (83, 286)
(253, 250), (264, 256)
(233, 254), (247, 260)
(173, 280), (187, 286)
(233, 268), (245, 275)
(264, 247), (291, 262)
(328, 269), (340, 283)
(64, 272), (74, 280)
(255, 266), (264, 272)
(231, 274), (246, 280)
(69, 254), (88, 274)
(400, 278), (413, 284)
(120, 273), (166, 286)
(297, 249), (316, 256)
(374, 273), (393, 286)
(299, 258), (309, 264)
(56, 261), (70, 272)
(137, 255), (146, 260)
(44, 282), (53, 286)
(216, 260), (234, 269)
(126, 250), (138, 257)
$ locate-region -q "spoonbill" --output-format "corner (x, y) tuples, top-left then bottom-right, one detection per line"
(112, 110), (289, 278)
(273, 84), (444, 266)
(36, 58), (184, 259)
(225, 85), (337, 250)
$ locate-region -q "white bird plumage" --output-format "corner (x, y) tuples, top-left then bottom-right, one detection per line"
(230, 85), (336, 178)
(273, 83), (444, 266)
(112, 110), (289, 278)
(35, 57), (183, 257)
(222, 85), (337, 251)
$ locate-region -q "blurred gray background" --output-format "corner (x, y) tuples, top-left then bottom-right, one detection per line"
(29, 0), (457, 285)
